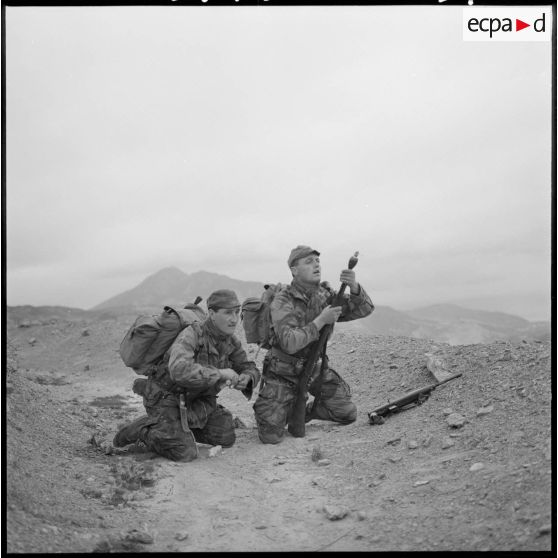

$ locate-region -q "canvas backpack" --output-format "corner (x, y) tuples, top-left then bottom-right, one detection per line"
(119, 299), (206, 376)
(241, 283), (283, 349)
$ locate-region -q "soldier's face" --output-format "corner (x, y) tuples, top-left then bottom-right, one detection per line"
(210, 307), (240, 335)
(291, 255), (321, 285)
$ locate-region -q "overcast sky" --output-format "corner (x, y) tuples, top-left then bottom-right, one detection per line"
(5, 5), (552, 321)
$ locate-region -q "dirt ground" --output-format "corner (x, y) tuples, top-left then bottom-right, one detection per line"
(5, 308), (554, 553)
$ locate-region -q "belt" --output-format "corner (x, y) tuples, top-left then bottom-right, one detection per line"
(269, 346), (307, 366)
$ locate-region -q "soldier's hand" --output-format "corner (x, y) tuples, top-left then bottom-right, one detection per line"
(315, 305), (343, 329)
(233, 373), (251, 391)
(340, 269), (358, 291)
(219, 368), (240, 387)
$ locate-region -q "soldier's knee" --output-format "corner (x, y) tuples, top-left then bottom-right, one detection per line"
(202, 406), (236, 447)
(144, 421), (197, 462)
(257, 423), (285, 444)
(334, 402), (357, 424)
(253, 379), (294, 443)
(214, 428), (236, 448)
(165, 442), (198, 462)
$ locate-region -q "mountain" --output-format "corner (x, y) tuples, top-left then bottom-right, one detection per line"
(407, 303), (529, 329)
(87, 268), (550, 345)
(354, 303), (550, 345)
(92, 267), (264, 312)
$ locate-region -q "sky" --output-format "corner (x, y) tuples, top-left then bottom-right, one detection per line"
(5, 4), (553, 321)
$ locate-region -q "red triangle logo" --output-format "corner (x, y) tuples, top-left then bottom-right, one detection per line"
(516, 19), (530, 31)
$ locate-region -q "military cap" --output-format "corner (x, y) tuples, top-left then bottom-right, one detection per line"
(207, 289), (241, 310)
(288, 245), (320, 267)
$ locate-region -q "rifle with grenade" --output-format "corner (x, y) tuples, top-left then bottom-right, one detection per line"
(288, 251), (360, 438)
(368, 372), (462, 425)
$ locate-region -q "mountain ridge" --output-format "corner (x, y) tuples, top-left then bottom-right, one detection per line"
(11, 268), (549, 346)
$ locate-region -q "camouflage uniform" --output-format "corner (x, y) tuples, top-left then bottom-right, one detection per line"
(253, 280), (374, 444)
(114, 318), (260, 461)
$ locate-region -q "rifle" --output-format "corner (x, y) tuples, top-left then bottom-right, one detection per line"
(367, 372), (462, 425)
(288, 252), (360, 438)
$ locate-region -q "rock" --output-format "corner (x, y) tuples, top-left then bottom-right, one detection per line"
(311, 446), (323, 462)
(322, 504), (350, 520)
(414, 480), (430, 486)
(28, 338), (37, 345)
(82, 329), (90, 336)
(317, 459), (331, 467)
(125, 529), (154, 544)
(425, 354), (452, 381)
(442, 408), (453, 416)
(356, 510), (367, 521)
(538, 524), (551, 536)
(441, 437), (455, 450)
(446, 413), (466, 428)
(389, 455), (402, 463)
(84, 364), (90, 371)
(500, 350), (512, 361)
(407, 440), (419, 449)
(422, 436), (433, 448)
(208, 445), (222, 458)
(469, 462), (485, 472)
(476, 405), (494, 417)
(389, 364), (398, 369)
(175, 531), (189, 541)
(386, 437), (401, 446)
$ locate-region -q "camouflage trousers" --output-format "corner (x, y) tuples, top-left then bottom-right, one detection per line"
(113, 379), (235, 461)
(253, 366), (357, 445)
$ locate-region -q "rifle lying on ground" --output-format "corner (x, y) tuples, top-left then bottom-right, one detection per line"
(367, 372), (462, 425)
(288, 251), (360, 438)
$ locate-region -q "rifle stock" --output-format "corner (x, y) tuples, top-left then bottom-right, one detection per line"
(287, 252), (359, 438)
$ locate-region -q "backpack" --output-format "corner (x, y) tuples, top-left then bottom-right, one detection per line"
(119, 299), (206, 376)
(241, 283), (283, 349)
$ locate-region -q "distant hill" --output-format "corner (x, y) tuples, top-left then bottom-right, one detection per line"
(91, 267), (265, 311)
(346, 303), (550, 345)
(8, 268), (549, 346)
(407, 303), (529, 329)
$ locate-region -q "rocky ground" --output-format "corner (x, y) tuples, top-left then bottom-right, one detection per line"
(5, 308), (554, 553)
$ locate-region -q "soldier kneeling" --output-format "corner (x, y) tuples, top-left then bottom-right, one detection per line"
(114, 289), (260, 461)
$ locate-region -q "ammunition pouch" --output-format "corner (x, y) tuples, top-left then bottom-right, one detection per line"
(269, 346), (307, 367)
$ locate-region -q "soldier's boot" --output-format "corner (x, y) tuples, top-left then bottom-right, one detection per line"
(113, 415), (152, 447)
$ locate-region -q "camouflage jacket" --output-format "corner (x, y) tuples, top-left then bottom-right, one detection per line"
(270, 279), (374, 362)
(157, 318), (260, 401)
